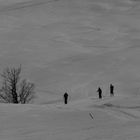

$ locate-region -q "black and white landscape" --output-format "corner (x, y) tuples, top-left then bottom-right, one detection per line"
(0, 0), (140, 139)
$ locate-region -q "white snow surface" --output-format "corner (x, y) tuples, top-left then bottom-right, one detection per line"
(0, 0), (140, 139)
(1, 96), (140, 140)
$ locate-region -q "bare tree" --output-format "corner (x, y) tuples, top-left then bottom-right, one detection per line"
(0, 66), (35, 104)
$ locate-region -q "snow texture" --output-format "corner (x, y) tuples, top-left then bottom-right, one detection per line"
(0, 0), (140, 139)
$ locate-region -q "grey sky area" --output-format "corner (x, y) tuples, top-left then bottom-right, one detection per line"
(0, 0), (140, 103)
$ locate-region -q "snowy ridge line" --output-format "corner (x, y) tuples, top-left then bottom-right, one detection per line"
(0, 0), (59, 12)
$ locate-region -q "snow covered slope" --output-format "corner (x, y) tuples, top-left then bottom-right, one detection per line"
(0, 0), (140, 104)
(0, 96), (140, 140)
(0, 0), (140, 139)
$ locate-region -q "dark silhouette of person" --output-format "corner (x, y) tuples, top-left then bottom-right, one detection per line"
(97, 87), (102, 99)
(110, 84), (114, 96)
(63, 92), (68, 104)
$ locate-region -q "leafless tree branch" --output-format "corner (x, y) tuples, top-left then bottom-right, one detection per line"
(0, 66), (35, 104)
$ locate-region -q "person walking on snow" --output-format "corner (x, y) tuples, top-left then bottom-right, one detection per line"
(110, 84), (114, 97)
(63, 92), (69, 104)
(97, 87), (102, 99)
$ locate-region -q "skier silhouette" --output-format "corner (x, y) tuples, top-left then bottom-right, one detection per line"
(63, 92), (68, 104)
(110, 84), (114, 97)
(97, 87), (102, 99)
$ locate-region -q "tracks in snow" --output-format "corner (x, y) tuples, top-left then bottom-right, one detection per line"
(94, 103), (140, 121)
